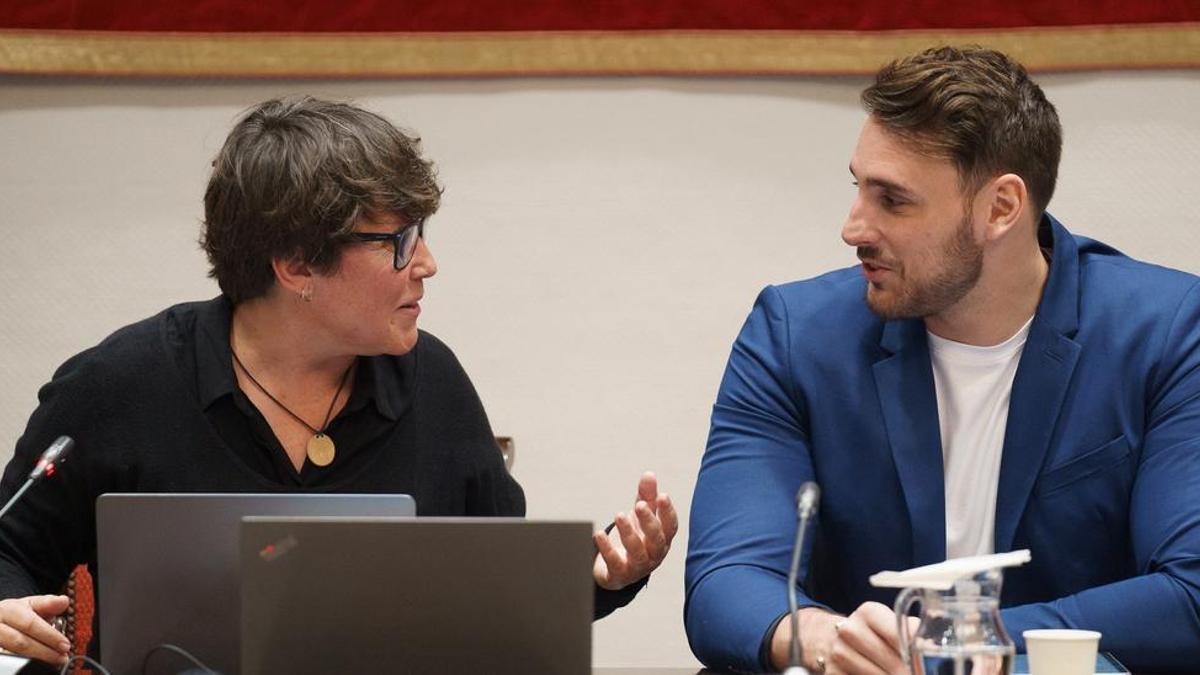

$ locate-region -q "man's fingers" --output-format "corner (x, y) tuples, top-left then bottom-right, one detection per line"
(838, 603), (905, 673)
(859, 601), (905, 652)
(834, 629), (903, 675)
(636, 472), (658, 505)
(826, 635), (890, 675)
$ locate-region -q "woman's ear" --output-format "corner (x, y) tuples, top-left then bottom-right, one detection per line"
(272, 255), (314, 301)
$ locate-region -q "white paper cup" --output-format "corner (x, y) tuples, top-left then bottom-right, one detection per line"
(1023, 629), (1102, 675)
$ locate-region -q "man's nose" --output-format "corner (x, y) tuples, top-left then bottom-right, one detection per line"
(841, 198), (875, 248)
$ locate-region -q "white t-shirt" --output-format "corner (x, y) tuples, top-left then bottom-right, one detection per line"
(928, 317), (1033, 560)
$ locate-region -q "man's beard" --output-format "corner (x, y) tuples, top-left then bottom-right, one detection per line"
(863, 215), (984, 320)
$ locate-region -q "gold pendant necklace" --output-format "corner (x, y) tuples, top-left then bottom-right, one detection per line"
(231, 347), (354, 468)
(305, 433), (336, 467)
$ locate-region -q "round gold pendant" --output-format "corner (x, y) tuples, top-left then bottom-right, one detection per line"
(306, 433), (336, 467)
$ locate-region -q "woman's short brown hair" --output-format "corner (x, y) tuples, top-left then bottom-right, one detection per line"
(861, 46), (1062, 218)
(201, 96), (442, 303)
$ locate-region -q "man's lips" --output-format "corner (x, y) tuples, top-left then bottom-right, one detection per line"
(859, 260), (893, 282)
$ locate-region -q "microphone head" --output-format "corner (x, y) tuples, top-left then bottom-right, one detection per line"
(796, 481), (821, 516)
(29, 435), (74, 481)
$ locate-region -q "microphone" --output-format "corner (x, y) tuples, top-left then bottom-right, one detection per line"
(784, 481), (821, 675)
(0, 436), (75, 520)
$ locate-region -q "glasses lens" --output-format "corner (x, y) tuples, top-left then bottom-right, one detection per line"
(394, 223), (422, 270)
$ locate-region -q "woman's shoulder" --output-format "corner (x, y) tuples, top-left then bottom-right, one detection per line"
(405, 330), (477, 397)
(50, 299), (217, 387)
(412, 329), (455, 361)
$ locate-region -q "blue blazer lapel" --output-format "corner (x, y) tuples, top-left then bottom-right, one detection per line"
(873, 318), (946, 567)
(994, 215), (1082, 553)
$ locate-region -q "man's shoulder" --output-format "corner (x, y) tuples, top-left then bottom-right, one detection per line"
(759, 266), (875, 324)
(776, 265), (865, 295)
(1073, 235), (1200, 311)
(733, 267), (884, 368)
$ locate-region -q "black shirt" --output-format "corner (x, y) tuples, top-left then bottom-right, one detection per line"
(0, 297), (641, 630)
(193, 297), (415, 487)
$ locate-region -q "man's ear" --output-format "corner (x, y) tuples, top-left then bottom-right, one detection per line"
(272, 255), (314, 300)
(981, 173), (1028, 242)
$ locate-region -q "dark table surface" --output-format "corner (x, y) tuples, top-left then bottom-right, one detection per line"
(593, 669), (715, 674)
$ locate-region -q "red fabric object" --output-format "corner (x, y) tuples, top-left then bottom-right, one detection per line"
(70, 564), (93, 672)
(3, 0), (1199, 33)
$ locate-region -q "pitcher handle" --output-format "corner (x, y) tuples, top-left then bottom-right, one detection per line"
(894, 587), (923, 675)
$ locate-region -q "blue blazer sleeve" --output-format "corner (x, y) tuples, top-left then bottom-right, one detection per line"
(685, 286), (825, 672)
(1003, 281), (1200, 672)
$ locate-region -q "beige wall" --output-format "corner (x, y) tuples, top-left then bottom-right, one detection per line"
(1, 71), (1198, 667)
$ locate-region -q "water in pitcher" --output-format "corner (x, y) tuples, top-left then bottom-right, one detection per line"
(918, 643), (1014, 675)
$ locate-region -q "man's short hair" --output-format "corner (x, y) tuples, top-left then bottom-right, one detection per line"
(201, 96), (442, 304)
(861, 46), (1062, 218)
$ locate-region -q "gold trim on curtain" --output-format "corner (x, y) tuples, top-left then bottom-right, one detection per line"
(1, 23), (1198, 78)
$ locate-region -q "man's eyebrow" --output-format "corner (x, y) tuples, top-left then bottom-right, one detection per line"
(848, 165), (918, 200)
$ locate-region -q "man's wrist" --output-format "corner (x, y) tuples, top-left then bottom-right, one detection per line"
(759, 611), (789, 672)
(770, 607), (841, 672)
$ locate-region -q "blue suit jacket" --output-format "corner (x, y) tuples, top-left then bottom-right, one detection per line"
(685, 216), (1200, 673)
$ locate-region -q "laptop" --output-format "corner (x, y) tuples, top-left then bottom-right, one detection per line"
(239, 517), (594, 675)
(96, 493), (416, 675)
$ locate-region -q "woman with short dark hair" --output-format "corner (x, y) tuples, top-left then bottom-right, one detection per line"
(0, 96), (676, 666)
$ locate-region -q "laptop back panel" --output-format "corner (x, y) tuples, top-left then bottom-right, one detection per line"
(96, 493), (415, 675)
(240, 517), (593, 675)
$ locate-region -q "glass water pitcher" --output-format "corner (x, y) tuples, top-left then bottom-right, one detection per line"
(894, 568), (1015, 675)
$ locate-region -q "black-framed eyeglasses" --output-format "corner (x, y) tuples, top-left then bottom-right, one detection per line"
(345, 220), (425, 271)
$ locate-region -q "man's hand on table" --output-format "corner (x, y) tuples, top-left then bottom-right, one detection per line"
(771, 603), (918, 674)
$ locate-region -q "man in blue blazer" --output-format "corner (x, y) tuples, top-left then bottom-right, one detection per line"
(686, 46), (1200, 674)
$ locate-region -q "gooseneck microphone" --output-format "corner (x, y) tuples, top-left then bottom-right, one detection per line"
(0, 436), (75, 520)
(784, 481), (821, 675)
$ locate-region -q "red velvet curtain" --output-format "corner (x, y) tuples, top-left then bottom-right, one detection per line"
(1, 1), (1197, 78)
(3, 0), (1197, 32)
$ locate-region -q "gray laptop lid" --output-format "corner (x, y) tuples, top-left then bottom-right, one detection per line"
(96, 493), (415, 675)
(240, 517), (593, 675)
